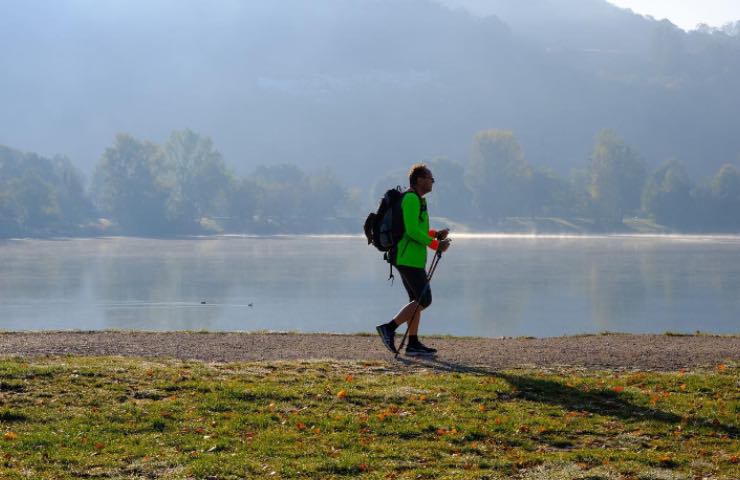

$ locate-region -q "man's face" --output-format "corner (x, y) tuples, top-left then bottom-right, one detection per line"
(418, 169), (435, 195)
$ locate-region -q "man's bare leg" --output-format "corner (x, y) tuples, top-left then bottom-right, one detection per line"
(392, 301), (423, 335)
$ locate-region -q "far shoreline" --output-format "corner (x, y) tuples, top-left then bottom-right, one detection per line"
(3, 213), (740, 241)
(4, 231), (740, 242)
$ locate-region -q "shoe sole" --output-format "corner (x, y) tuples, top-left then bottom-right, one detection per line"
(376, 326), (397, 354)
(405, 350), (436, 357)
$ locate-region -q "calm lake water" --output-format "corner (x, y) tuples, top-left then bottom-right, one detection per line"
(1, 235), (739, 337)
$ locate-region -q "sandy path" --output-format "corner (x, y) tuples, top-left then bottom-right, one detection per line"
(1, 331), (737, 371)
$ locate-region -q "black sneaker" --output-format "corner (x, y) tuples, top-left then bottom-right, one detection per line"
(376, 324), (397, 353)
(405, 342), (437, 356)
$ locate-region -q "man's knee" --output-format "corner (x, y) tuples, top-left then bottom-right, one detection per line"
(420, 291), (432, 309)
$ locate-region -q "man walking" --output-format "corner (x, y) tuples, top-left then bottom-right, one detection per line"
(376, 163), (450, 356)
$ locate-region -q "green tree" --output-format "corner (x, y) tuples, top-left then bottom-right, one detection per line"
(92, 134), (171, 234)
(0, 145), (93, 236)
(466, 129), (530, 221)
(0, 189), (18, 236)
(226, 177), (262, 231)
(642, 159), (692, 227)
(163, 130), (234, 230)
(301, 168), (347, 219)
(710, 164), (740, 229)
(529, 167), (580, 218)
(252, 164), (305, 224)
(3, 172), (60, 233)
(50, 155), (94, 225)
(588, 130), (647, 225)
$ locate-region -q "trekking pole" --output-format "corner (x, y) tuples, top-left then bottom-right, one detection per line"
(395, 248), (444, 359)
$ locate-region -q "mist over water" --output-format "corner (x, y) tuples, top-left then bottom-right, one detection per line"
(1, 235), (738, 337)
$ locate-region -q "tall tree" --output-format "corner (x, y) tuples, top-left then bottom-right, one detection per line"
(226, 177), (262, 231)
(466, 129), (530, 221)
(301, 168), (347, 220)
(528, 167), (580, 218)
(710, 164), (740, 229)
(0, 145), (93, 236)
(588, 130), (647, 225)
(642, 159), (692, 227)
(163, 129), (234, 229)
(92, 134), (171, 234)
(251, 164), (306, 223)
(3, 172), (60, 233)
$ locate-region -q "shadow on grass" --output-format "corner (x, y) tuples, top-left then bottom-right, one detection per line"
(400, 357), (738, 438)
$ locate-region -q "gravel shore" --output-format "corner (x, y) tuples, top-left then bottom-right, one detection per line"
(1, 331), (738, 370)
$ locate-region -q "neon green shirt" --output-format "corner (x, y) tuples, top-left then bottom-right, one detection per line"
(395, 191), (439, 269)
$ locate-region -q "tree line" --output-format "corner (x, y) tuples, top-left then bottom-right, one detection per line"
(1, 131), (360, 237)
(437, 129), (740, 232)
(1, 128), (739, 237)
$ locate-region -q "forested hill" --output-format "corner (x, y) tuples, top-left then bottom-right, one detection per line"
(1, 0), (739, 184)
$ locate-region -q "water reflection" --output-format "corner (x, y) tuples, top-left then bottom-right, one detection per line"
(0, 235), (738, 336)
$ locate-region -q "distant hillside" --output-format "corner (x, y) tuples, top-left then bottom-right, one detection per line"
(1, 0), (738, 186)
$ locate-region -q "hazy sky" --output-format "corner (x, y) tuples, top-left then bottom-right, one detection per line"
(607, 0), (740, 30)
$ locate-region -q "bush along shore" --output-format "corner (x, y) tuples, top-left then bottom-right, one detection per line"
(0, 357), (737, 479)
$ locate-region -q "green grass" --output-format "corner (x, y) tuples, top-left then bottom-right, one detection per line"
(0, 357), (737, 479)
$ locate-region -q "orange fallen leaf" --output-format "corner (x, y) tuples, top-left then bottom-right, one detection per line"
(313, 427), (321, 434)
(345, 374), (353, 382)
(716, 364), (726, 373)
(296, 422), (306, 430)
(494, 417), (503, 425)
(658, 454), (673, 465)
(679, 384), (686, 391)
(337, 389), (347, 399)
(612, 386), (624, 393)
(359, 463), (368, 472)
(478, 404), (486, 412)
(728, 455), (738, 464)
(3, 432), (18, 441)
(419, 395), (427, 401)
(94, 443), (105, 450)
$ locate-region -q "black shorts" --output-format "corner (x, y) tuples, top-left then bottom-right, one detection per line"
(395, 264), (432, 309)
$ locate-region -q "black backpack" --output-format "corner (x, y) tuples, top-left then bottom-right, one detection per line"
(363, 186), (407, 253)
(364, 187), (421, 281)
